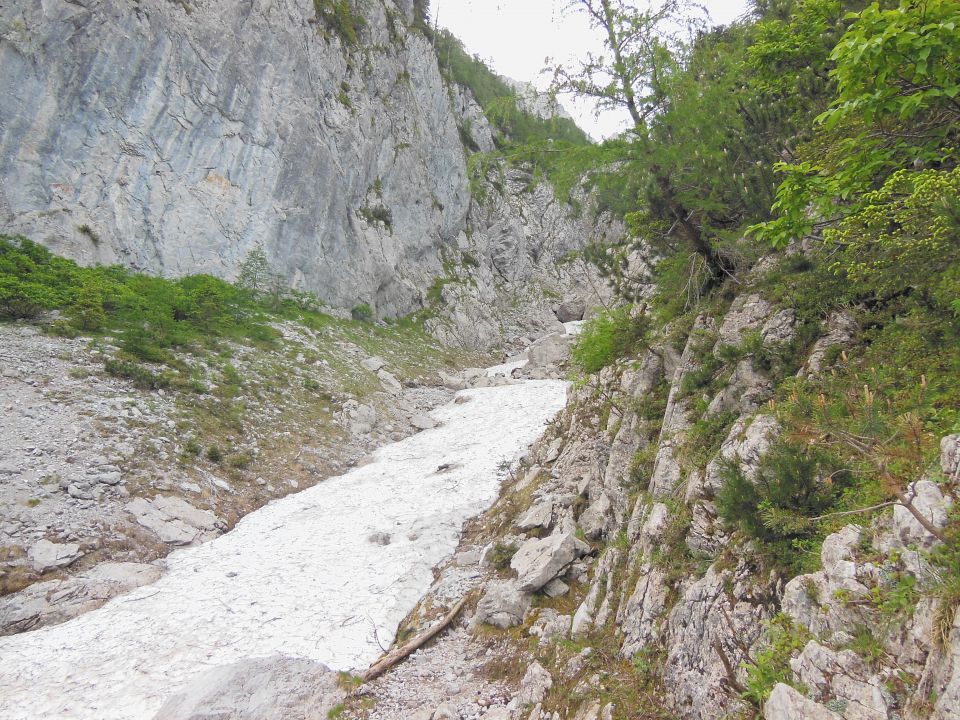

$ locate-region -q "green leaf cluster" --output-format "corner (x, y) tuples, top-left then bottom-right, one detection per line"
(753, 0), (960, 266)
(570, 306), (649, 373)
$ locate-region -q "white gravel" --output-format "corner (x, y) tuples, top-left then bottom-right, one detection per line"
(0, 379), (568, 719)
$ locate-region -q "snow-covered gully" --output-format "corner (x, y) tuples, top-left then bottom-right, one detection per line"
(0, 379), (569, 720)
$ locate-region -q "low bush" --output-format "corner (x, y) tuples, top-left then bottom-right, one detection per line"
(717, 439), (851, 575)
(741, 613), (811, 707)
(104, 358), (171, 390)
(571, 306), (648, 373)
(350, 303), (374, 323)
(489, 542), (518, 572)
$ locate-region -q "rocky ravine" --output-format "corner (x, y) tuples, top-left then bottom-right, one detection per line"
(0, 366), (569, 719)
(332, 285), (960, 720)
(0, 315), (486, 636)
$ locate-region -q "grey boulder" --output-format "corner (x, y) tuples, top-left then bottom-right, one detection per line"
(472, 579), (531, 629)
(27, 539), (83, 573)
(510, 531), (589, 592)
(154, 656), (343, 720)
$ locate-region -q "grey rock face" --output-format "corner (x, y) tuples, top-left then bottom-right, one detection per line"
(572, 548), (620, 636)
(153, 656), (343, 720)
(893, 479), (953, 549)
(515, 501), (554, 532)
(126, 496), (220, 545)
(618, 563), (668, 656)
(510, 531), (588, 592)
(716, 294), (773, 346)
(764, 683), (839, 720)
(790, 641), (891, 719)
(0, 0), (469, 318)
(26, 539), (83, 572)
(0, 562), (162, 635)
(472, 579), (531, 629)
(800, 310), (859, 378)
(515, 661), (553, 707)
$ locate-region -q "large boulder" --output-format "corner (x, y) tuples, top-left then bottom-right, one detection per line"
(511, 531), (589, 592)
(473, 580), (532, 629)
(527, 333), (571, 368)
(554, 298), (586, 323)
(153, 656), (342, 720)
(26, 539), (83, 573)
(127, 496), (221, 545)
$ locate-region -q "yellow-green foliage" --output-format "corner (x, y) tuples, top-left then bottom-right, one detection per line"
(313, 0), (364, 47)
(825, 167), (960, 308)
(571, 306), (648, 374)
(741, 614), (812, 707)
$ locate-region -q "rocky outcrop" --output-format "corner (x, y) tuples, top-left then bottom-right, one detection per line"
(26, 539), (83, 572)
(126, 496), (222, 546)
(153, 656), (343, 720)
(0, 561), (162, 635)
(772, 436), (960, 720)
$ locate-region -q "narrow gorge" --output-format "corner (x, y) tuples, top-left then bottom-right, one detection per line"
(1, 1), (958, 719)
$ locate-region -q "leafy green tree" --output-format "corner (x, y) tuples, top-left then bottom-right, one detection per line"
(70, 280), (107, 332)
(550, 0), (834, 280)
(237, 245), (276, 298)
(752, 0), (960, 250)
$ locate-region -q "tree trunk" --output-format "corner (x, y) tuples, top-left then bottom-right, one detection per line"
(651, 169), (731, 278)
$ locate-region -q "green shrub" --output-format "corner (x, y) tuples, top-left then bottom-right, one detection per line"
(489, 542), (518, 572)
(227, 451), (253, 469)
(205, 445), (224, 463)
(717, 439), (851, 575)
(313, 0), (365, 46)
(104, 358), (171, 390)
(571, 306), (648, 373)
(351, 303), (374, 323)
(69, 280), (107, 332)
(357, 204), (393, 229)
(930, 511), (960, 646)
(741, 613), (811, 707)
(682, 410), (738, 470)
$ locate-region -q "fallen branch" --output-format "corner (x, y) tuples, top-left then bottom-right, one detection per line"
(809, 501), (898, 522)
(713, 639), (747, 695)
(359, 591), (476, 683)
(894, 489), (947, 544)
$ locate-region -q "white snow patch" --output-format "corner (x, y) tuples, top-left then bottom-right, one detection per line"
(0, 380), (568, 720)
(563, 320), (585, 336)
(485, 354), (529, 377)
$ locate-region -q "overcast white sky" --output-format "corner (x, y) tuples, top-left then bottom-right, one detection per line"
(429, 0), (752, 139)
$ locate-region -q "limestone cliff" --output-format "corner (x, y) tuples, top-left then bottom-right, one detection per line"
(1, 0), (470, 315)
(0, 0), (612, 335)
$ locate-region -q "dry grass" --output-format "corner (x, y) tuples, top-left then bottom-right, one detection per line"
(0, 546), (34, 596)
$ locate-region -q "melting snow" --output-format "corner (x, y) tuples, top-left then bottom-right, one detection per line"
(0, 380), (568, 720)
